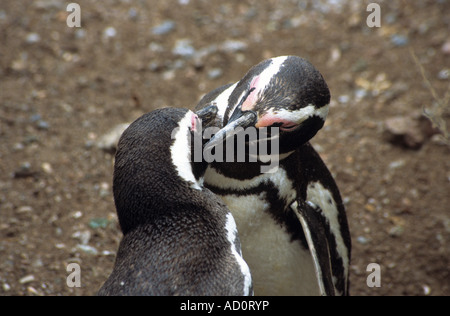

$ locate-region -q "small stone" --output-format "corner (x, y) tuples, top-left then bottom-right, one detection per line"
(364, 204), (376, 212)
(128, 8), (138, 20)
(152, 20), (176, 35)
(41, 162), (53, 174)
(356, 236), (370, 245)
(18, 206), (33, 213)
(71, 211), (83, 219)
(207, 68), (223, 80)
(13, 162), (36, 179)
(388, 225), (404, 237)
(389, 159), (406, 169)
(2, 283), (11, 291)
(391, 34), (409, 47)
(27, 286), (41, 296)
(89, 218), (109, 229)
(96, 123), (130, 153)
(442, 41), (450, 55)
(220, 40), (248, 53)
(36, 120), (50, 130)
(338, 95), (350, 104)
(76, 244), (98, 255)
(172, 39), (196, 58)
(103, 26), (117, 39)
(19, 275), (35, 284)
(26, 33), (41, 44)
(72, 230), (91, 245)
(437, 69), (449, 80)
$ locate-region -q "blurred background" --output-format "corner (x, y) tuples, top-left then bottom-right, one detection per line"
(0, 0), (448, 296)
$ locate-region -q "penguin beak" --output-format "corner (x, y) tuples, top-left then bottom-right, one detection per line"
(204, 109), (257, 150)
(195, 103), (218, 128)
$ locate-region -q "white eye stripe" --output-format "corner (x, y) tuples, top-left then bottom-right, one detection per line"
(255, 56), (288, 93)
(268, 104), (329, 124)
(170, 110), (202, 191)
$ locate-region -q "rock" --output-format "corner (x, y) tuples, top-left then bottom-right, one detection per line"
(437, 69), (449, 80)
(103, 27), (117, 39)
(207, 68), (223, 79)
(356, 236), (370, 245)
(19, 275), (35, 284)
(152, 20), (176, 35)
(2, 283), (11, 292)
(383, 113), (439, 149)
(172, 39), (196, 58)
(95, 123), (130, 153)
(89, 218), (109, 229)
(391, 34), (409, 47)
(442, 41), (450, 55)
(25, 33), (41, 44)
(76, 244), (98, 255)
(13, 162), (37, 179)
(220, 40), (248, 53)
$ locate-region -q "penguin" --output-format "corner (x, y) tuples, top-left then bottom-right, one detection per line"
(195, 56), (351, 296)
(97, 106), (252, 296)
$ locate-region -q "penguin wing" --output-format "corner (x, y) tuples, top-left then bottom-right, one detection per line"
(290, 143), (351, 296)
(292, 200), (336, 296)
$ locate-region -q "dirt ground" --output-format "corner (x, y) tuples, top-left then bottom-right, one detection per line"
(0, 0), (449, 296)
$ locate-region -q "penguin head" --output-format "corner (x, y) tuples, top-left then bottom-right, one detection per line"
(209, 56), (330, 155)
(113, 106), (217, 233)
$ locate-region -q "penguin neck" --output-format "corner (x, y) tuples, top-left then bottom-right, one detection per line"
(210, 150), (295, 181)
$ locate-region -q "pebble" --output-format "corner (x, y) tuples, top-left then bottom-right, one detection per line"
(207, 68), (223, 79)
(152, 20), (176, 35)
(442, 41), (450, 55)
(220, 40), (248, 53)
(388, 225), (404, 237)
(95, 123), (130, 153)
(103, 26), (117, 39)
(356, 236), (370, 245)
(76, 244), (98, 255)
(383, 115), (437, 149)
(89, 218), (109, 229)
(437, 69), (449, 80)
(41, 162), (53, 174)
(72, 230), (91, 245)
(172, 39), (196, 58)
(128, 8), (138, 20)
(391, 34), (409, 47)
(423, 285), (431, 295)
(389, 159), (406, 169)
(13, 162), (35, 179)
(18, 206), (33, 213)
(19, 275), (35, 284)
(2, 283), (11, 292)
(338, 95), (350, 104)
(25, 33), (41, 44)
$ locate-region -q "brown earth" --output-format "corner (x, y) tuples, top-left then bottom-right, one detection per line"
(0, 0), (449, 296)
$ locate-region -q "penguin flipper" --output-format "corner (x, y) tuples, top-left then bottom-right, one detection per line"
(292, 200), (335, 296)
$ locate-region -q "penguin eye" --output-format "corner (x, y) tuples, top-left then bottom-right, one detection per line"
(280, 122), (299, 132)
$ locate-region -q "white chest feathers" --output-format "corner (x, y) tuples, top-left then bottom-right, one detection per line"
(203, 167), (320, 296)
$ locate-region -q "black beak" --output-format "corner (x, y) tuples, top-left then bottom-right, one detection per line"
(204, 109), (257, 150)
(195, 103), (218, 128)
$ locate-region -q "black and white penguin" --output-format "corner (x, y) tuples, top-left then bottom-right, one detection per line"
(195, 56), (351, 296)
(98, 106), (252, 296)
